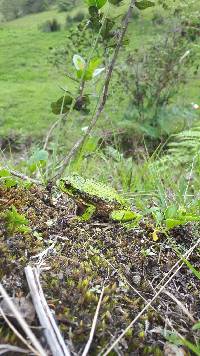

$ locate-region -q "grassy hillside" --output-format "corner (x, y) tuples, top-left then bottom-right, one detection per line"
(0, 10), (68, 138)
(0, 4), (199, 141)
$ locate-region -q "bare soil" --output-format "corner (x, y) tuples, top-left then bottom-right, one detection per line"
(0, 184), (200, 355)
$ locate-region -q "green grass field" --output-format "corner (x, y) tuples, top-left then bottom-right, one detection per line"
(0, 4), (199, 141)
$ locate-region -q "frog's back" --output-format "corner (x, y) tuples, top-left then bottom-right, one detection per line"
(65, 174), (125, 206)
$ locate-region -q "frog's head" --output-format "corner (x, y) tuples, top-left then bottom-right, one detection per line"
(58, 174), (84, 197)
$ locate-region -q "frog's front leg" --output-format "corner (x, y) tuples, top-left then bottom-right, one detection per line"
(79, 204), (96, 221)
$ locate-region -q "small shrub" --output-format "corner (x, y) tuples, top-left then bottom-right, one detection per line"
(39, 19), (61, 32)
(117, 28), (196, 139)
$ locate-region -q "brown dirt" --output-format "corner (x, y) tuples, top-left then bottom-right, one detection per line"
(0, 183), (200, 355)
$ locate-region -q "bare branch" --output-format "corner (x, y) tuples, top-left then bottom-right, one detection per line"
(25, 266), (71, 356)
(82, 285), (105, 356)
(0, 344), (30, 354)
(0, 283), (46, 356)
(8, 168), (41, 185)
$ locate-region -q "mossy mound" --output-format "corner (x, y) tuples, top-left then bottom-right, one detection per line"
(0, 184), (200, 355)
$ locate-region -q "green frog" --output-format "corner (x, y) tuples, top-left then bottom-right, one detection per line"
(58, 174), (141, 223)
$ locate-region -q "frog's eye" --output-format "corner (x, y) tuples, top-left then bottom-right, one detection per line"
(64, 183), (77, 195)
(64, 183), (71, 190)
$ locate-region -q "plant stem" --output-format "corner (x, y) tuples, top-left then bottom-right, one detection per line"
(56, 0), (136, 178)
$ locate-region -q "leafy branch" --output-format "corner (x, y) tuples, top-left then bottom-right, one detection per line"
(55, 0), (136, 178)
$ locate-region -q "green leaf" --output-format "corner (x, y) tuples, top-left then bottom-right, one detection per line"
(101, 17), (115, 39)
(73, 54), (86, 71)
(74, 95), (90, 112)
(27, 149), (48, 173)
(87, 57), (104, 79)
(0, 169), (11, 178)
(180, 256), (200, 280)
(88, 6), (102, 31)
(165, 218), (183, 229)
(88, 5), (99, 16)
(165, 214), (200, 229)
(0, 169), (17, 187)
(88, 57), (101, 73)
(135, 0), (155, 10)
(75, 56), (104, 81)
(164, 205), (178, 219)
(86, 0), (107, 9)
(30, 149), (48, 164)
(193, 322), (200, 331)
(51, 95), (73, 115)
(93, 67), (105, 77)
(4, 205), (31, 234)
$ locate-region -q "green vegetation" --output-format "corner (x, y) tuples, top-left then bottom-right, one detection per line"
(1, 0), (200, 354)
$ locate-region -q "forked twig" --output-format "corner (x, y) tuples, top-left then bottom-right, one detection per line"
(82, 285), (105, 356)
(25, 266), (71, 356)
(0, 284), (46, 356)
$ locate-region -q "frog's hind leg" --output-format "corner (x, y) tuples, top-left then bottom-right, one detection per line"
(80, 204), (96, 221)
(110, 210), (141, 223)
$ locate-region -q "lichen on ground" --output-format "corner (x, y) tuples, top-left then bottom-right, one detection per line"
(0, 183), (200, 355)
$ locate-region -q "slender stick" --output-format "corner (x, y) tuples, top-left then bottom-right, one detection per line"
(81, 285), (105, 356)
(56, 0), (136, 178)
(25, 266), (71, 356)
(8, 169), (41, 184)
(0, 308), (39, 355)
(0, 344), (30, 354)
(0, 284), (46, 356)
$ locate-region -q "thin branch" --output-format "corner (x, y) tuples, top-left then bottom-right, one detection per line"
(0, 308), (38, 355)
(56, 0), (136, 178)
(44, 10), (110, 152)
(81, 285), (105, 356)
(0, 284), (46, 356)
(25, 266), (71, 356)
(8, 169), (41, 185)
(0, 344), (30, 355)
(43, 118), (62, 150)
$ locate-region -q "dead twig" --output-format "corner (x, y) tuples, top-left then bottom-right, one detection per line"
(25, 265), (71, 356)
(0, 344), (30, 354)
(55, 0), (135, 178)
(0, 284), (46, 356)
(8, 169), (41, 185)
(82, 285), (105, 356)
